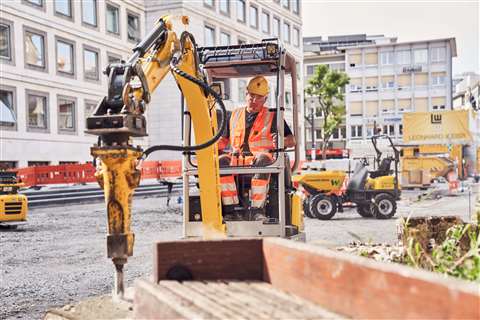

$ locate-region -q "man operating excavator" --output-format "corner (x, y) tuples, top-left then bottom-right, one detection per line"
(217, 76), (296, 221)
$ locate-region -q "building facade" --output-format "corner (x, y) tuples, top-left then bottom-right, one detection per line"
(303, 34), (395, 158)
(343, 38), (457, 157)
(0, 0), (303, 168)
(453, 72), (479, 110)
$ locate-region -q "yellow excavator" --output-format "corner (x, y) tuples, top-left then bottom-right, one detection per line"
(0, 171), (28, 227)
(85, 15), (303, 299)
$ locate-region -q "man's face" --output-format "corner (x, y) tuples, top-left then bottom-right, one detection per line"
(246, 92), (267, 112)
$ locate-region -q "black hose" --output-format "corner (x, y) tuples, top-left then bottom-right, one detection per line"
(143, 34), (226, 158)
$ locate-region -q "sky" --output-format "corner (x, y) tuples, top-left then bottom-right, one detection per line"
(302, 0), (480, 75)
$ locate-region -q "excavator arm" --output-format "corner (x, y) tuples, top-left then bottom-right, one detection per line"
(85, 16), (224, 299)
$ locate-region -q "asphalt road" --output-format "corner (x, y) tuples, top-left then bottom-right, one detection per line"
(0, 189), (474, 320)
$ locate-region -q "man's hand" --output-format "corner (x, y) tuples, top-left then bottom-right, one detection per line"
(272, 133), (296, 149)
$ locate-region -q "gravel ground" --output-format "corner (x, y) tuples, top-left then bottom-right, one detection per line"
(0, 190), (475, 320)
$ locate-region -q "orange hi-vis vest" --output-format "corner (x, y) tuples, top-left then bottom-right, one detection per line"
(230, 106), (275, 156)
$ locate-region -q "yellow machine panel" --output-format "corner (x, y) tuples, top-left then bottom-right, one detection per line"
(366, 176), (396, 190)
(0, 192), (28, 223)
(293, 171), (346, 193)
(291, 192), (303, 232)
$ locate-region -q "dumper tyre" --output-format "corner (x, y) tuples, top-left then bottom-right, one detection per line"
(370, 193), (396, 219)
(309, 194), (337, 220)
(356, 204), (373, 218)
(303, 198), (314, 218)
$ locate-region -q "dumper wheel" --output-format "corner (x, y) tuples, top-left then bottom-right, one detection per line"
(356, 204), (373, 218)
(303, 198), (314, 218)
(370, 193), (397, 219)
(309, 194), (337, 220)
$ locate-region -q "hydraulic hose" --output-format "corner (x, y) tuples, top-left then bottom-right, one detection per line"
(143, 33), (226, 158)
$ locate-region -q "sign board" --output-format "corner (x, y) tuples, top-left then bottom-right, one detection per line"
(403, 110), (472, 145)
(403, 66), (422, 73)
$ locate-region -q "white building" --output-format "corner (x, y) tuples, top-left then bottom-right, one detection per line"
(453, 72), (479, 110)
(0, 0), (303, 168)
(342, 38), (457, 157)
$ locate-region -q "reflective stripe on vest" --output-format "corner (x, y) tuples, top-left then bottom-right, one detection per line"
(220, 175), (239, 205)
(250, 178), (269, 208)
(229, 107), (274, 155)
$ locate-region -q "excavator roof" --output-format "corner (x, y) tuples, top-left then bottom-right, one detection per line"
(198, 40), (297, 79)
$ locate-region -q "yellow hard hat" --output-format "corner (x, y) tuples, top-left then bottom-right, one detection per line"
(247, 76), (269, 96)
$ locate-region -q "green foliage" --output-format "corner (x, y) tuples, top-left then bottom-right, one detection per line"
(403, 221), (480, 282)
(305, 64), (349, 159)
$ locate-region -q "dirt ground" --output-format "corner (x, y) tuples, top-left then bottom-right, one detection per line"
(0, 190), (474, 319)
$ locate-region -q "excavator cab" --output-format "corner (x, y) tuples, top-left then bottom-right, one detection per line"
(182, 40), (304, 240)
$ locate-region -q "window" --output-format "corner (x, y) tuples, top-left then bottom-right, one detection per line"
(55, 0), (72, 18)
(107, 53), (122, 64)
(282, 0), (290, 10)
(432, 104), (446, 110)
(351, 125), (363, 139)
(381, 76), (395, 90)
(273, 17), (280, 39)
(0, 161), (17, 169)
(249, 5), (258, 29)
(82, 0), (97, 27)
(0, 23), (12, 61)
(58, 97), (76, 132)
(56, 38), (74, 75)
(28, 161), (49, 167)
(306, 65), (315, 75)
(127, 13), (140, 42)
(432, 72), (446, 86)
(220, 31), (230, 46)
(332, 128), (339, 139)
(414, 49), (428, 64)
(349, 84), (362, 93)
(23, 0), (43, 7)
(237, 37), (247, 45)
(348, 53), (361, 67)
(106, 3), (120, 35)
(380, 51), (394, 65)
(237, 0), (246, 22)
(0, 89), (16, 127)
(383, 124), (395, 137)
(431, 47), (446, 63)
(238, 79), (246, 102)
(204, 25), (215, 46)
(293, 27), (300, 47)
(261, 11), (270, 34)
(315, 129), (322, 140)
(398, 124), (403, 136)
(397, 50), (410, 65)
(293, 0), (299, 14)
(85, 100), (97, 119)
(83, 47), (99, 80)
(219, 0), (229, 15)
(204, 0), (214, 7)
(24, 29), (46, 69)
(27, 92), (48, 130)
(285, 91), (291, 109)
(283, 22), (290, 43)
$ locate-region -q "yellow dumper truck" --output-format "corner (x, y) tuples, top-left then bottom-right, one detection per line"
(0, 171), (28, 226)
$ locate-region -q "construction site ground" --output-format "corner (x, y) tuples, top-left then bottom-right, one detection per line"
(1, 188), (475, 320)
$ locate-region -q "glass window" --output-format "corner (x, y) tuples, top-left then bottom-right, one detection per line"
(85, 101), (96, 118)
(273, 17), (280, 39)
(82, 0), (97, 26)
(204, 25), (215, 46)
(55, 0), (72, 17)
(204, 0), (214, 7)
(219, 0), (229, 14)
(237, 38), (246, 45)
(220, 32), (230, 46)
(0, 24), (11, 60)
(58, 98), (75, 131)
(397, 51), (410, 65)
(431, 47), (446, 63)
(83, 48), (98, 80)
(293, 27), (299, 47)
(282, 0), (290, 9)
(25, 0), (42, 6)
(292, 0), (299, 14)
(249, 6), (258, 29)
(106, 4), (120, 34)
(380, 51), (394, 65)
(56, 40), (74, 74)
(283, 22), (290, 43)
(307, 65), (315, 75)
(237, 0), (246, 22)
(25, 31), (45, 68)
(414, 49), (428, 64)
(127, 13), (140, 42)
(0, 90), (16, 127)
(351, 125), (362, 138)
(432, 74), (446, 86)
(27, 94), (47, 129)
(399, 124), (403, 136)
(107, 54), (121, 64)
(261, 11), (270, 33)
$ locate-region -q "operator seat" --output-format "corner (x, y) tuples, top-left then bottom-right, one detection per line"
(370, 157), (393, 179)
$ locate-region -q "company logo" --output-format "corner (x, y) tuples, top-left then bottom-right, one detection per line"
(331, 179), (341, 187)
(431, 114), (442, 124)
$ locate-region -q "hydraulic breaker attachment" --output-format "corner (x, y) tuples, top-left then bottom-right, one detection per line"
(91, 146), (142, 300)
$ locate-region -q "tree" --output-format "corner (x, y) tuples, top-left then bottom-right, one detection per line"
(305, 65), (349, 160)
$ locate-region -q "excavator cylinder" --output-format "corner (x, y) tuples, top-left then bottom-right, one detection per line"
(91, 146), (142, 299)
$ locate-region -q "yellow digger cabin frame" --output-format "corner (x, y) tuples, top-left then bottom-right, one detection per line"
(0, 171), (28, 226)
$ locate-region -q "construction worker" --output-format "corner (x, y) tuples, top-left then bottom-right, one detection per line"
(218, 76), (296, 221)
